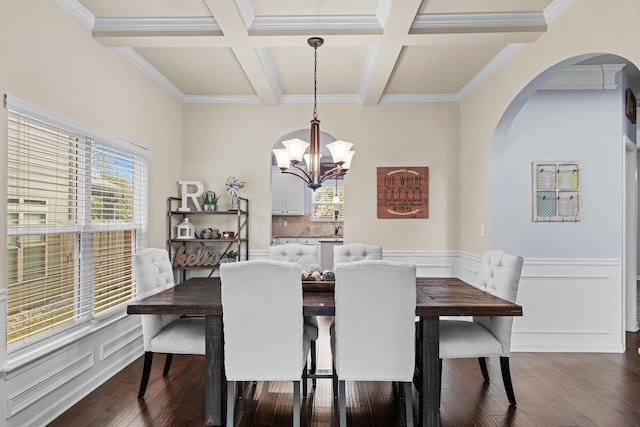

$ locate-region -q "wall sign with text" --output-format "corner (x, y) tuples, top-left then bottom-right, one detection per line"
(377, 167), (429, 219)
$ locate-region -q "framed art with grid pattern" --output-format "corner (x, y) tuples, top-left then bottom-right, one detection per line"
(532, 162), (581, 222)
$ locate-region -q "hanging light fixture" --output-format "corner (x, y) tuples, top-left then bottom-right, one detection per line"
(273, 37), (355, 191)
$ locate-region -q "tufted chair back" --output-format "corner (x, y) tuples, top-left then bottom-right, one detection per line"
(473, 250), (524, 356)
(333, 243), (382, 265)
(133, 248), (179, 351)
(268, 243), (319, 271)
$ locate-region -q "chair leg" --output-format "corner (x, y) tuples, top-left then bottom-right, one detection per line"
(332, 362), (338, 399)
(293, 381), (301, 427)
(338, 380), (347, 427)
(302, 362), (308, 397)
(438, 359), (442, 406)
(163, 353), (173, 377)
(138, 351), (154, 399)
(310, 340), (317, 388)
(500, 356), (517, 406)
(403, 382), (413, 427)
(226, 381), (236, 427)
(478, 357), (490, 382)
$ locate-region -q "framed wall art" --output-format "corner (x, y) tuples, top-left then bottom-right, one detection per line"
(532, 161), (581, 222)
(377, 167), (428, 219)
(626, 88), (636, 124)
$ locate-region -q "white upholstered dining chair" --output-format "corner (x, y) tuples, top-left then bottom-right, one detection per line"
(220, 260), (311, 427)
(331, 260), (416, 426)
(268, 243), (320, 384)
(439, 249), (524, 406)
(133, 248), (205, 399)
(333, 243), (382, 265)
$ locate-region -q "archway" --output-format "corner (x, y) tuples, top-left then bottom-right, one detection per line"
(490, 54), (640, 351)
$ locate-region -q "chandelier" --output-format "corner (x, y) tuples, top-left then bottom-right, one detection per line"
(272, 37), (355, 191)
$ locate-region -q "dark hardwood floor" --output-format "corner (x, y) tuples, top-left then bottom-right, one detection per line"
(49, 317), (640, 426)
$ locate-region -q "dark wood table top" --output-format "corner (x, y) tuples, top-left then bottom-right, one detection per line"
(127, 276), (522, 318)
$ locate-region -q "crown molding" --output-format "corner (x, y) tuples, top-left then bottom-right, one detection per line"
(279, 94), (363, 104)
(114, 48), (186, 101)
(55, 0), (94, 30)
(183, 95), (261, 104)
(380, 93), (459, 103)
(457, 44), (526, 100)
(541, 64), (626, 90)
(412, 12), (546, 30)
(544, 0), (576, 23)
(250, 15), (382, 32)
(93, 17), (220, 32)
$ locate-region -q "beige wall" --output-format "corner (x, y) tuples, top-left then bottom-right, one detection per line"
(4, 0), (640, 263)
(0, 1), (184, 287)
(459, 0), (640, 254)
(182, 102), (460, 251)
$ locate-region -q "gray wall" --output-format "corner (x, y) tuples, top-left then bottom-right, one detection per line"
(490, 88), (623, 258)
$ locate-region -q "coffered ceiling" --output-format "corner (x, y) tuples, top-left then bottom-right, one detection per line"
(57, 0), (575, 105)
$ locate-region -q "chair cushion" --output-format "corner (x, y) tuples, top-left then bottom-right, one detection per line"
(439, 319), (503, 358)
(149, 317), (206, 355)
(333, 244), (382, 265)
(268, 244), (319, 271)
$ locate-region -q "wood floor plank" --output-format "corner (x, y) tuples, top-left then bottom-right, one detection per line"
(49, 318), (640, 426)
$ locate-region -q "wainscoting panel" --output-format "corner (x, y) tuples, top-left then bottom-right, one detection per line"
(1, 314), (143, 427)
(512, 257), (624, 353)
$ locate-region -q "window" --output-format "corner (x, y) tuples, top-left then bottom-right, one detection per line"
(6, 95), (149, 349)
(311, 179), (344, 221)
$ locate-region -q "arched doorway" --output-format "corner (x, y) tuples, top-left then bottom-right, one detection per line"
(490, 54), (639, 352)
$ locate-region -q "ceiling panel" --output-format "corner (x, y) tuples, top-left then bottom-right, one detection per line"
(420, 0), (554, 14)
(250, 0), (378, 17)
(136, 47), (255, 96)
(388, 44), (507, 94)
(269, 45), (366, 95)
(78, 0), (211, 18)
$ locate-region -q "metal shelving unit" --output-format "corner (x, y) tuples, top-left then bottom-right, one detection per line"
(167, 196), (249, 280)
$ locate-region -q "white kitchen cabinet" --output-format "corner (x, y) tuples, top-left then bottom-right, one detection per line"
(271, 167), (305, 215)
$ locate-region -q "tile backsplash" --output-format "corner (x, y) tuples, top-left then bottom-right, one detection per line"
(272, 215), (342, 237)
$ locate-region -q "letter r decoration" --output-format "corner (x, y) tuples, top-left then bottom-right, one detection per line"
(178, 181), (204, 212)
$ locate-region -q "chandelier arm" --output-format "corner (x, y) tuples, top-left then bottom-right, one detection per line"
(318, 167), (344, 185)
(282, 165), (313, 183)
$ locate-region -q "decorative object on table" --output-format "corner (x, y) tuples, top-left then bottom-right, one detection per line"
(177, 180), (204, 212)
(377, 166), (429, 219)
(225, 176), (245, 210)
(199, 228), (220, 239)
(532, 161), (581, 222)
(626, 88), (636, 124)
(271, 37), (356, 191)
(202, 191), (220, 212)
(322, 270), (335, 281)
(176, 217), (195, 239)
(222, 231), (235, 239)
(224, 250), (239, 262)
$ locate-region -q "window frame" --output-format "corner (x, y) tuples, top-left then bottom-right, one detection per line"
(5, 95), (149, 355)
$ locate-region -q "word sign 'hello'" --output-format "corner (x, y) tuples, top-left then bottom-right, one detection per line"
(173, 246), (219, 267)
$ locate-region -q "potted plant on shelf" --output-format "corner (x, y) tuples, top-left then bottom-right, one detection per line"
(224, 250), (239, 262)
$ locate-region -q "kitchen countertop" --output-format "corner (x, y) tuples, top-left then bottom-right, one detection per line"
(273, 235), (343, 241)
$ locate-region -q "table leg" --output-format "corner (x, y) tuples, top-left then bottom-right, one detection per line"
(419, 316), (440, 427)
(205, 315), (224, 426)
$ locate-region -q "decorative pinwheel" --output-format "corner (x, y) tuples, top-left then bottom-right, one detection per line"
(225, 176), (245, 196)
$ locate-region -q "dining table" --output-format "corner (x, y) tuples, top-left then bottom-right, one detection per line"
(127, 276), (522, 427)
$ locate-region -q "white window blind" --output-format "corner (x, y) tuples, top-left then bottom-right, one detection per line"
(311, 180), (344, 221)
(6, 95), (149, 349)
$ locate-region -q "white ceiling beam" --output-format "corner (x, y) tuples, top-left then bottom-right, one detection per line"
(203, 0), (280, 106)
(360, 0), (423, 106)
